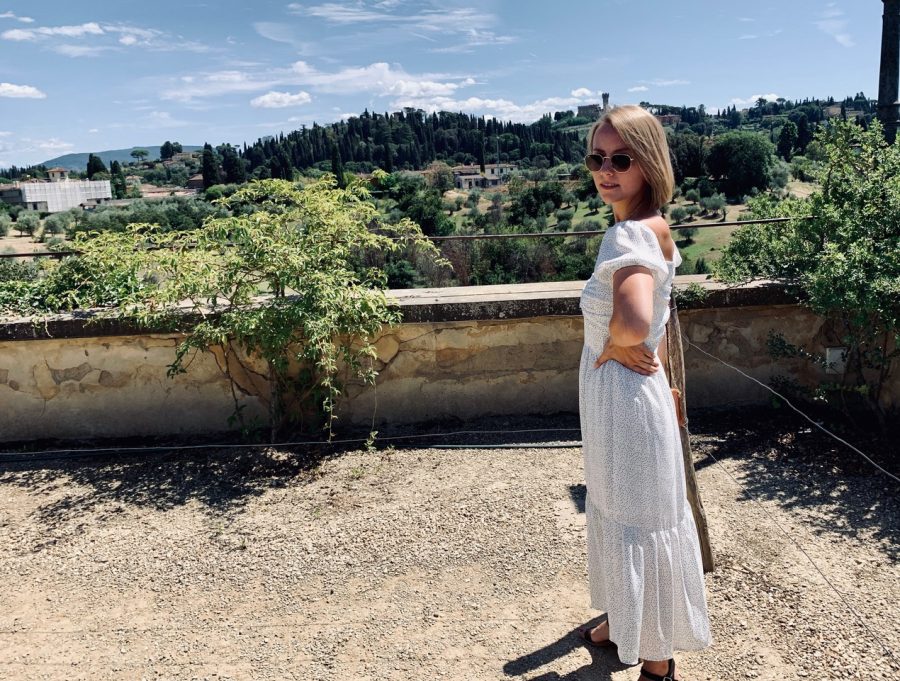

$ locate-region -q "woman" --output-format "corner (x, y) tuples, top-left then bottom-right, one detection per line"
(576, 105), (711, 681)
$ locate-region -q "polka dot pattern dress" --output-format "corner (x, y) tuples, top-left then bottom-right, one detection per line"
(579, 220), (711, 665)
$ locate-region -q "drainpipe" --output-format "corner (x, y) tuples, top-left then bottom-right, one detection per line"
(878, 0), (900, 142)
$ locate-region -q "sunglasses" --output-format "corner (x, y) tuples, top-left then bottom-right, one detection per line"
(584, 153), (634, 173)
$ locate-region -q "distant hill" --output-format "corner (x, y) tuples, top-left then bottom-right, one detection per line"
(41, 146), (202, 171)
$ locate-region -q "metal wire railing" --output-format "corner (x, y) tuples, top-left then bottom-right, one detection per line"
(0, 216), (809, 259)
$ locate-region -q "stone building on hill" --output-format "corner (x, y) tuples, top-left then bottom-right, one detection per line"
(451, 163), (516, 190)
(0, 169), (111, 213)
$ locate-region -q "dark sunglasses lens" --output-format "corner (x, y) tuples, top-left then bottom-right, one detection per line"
(611, 154), (632, 172)
(585, 154), (603, 172)
(585, 154), (631, 172)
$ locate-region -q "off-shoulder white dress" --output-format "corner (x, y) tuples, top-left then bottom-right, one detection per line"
(578, 220), (711, 665)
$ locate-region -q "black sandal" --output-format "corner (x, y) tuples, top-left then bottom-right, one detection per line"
(638, 658), (677, 681)
(576, 623), (616, 649)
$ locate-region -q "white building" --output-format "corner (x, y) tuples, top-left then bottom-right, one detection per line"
(451, 163), (516, 190)
(0, 168), (112, 213)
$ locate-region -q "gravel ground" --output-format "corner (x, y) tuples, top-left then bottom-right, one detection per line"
(0, 410), (897, 681)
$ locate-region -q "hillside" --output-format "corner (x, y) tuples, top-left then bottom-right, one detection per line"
(40, 146), (202, 171)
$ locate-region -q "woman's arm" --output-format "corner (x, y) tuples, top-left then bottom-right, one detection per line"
(609, 265), (655, 346)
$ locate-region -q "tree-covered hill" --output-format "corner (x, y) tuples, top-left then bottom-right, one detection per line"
(237, 109), (585, 180)
(38, 146), (203, 172)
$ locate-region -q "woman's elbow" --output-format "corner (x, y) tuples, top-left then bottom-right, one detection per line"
(609, 317), (651, 345)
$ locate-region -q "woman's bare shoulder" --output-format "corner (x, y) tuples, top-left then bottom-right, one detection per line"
(638, 215), (675, 261)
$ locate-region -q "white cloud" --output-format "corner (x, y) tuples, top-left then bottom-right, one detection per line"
(289, 61), (468, 97)
(0, 131), (11, 136)
(88, 128), (99, 133)
(288, 3), (515, 51)
(2, 22), (104, 40)
(729, 93), (780, 108)
(0, 11), (34, 23)
(431, 29), (516, 53)
(739, 34), (758, 40)
(251, 90), (313, 108)
(162, 70), (280, 101)
(160, 60), (475, 105)
(54, 44), (109, 57)
(0, 82), (46, 98)
(1, 20), (211, 54)
(390, 94), (585, 123)
(146, 111), (190, 127)
(816, 5), (854, 47)
(628, 85), (649, 93)
(571, 87), (595, 98)
(644, 79), (690, 87)
(35, 138), (74, 152)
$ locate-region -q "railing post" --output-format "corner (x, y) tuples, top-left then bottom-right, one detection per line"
(878, 0), (900, 143)
(666, 296), (715, 573)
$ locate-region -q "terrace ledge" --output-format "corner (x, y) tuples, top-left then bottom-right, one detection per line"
(0, 275), (796, 342)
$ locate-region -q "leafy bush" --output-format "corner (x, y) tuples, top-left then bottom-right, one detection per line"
(715, 120), (900, 425)
(1, 177), (445, 438)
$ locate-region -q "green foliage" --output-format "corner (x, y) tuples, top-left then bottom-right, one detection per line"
(0, 213), (10, 237)
(667, 131), (705, 183)
(16, 211), (40, 237)
(673, 282), (710, 307)
(669, 206), (688, 224)
(130, 148), (149, 162)
(0, 257), (40, 285)
(0, 177), (445, 438)
(777, 120), (798, 161)
(201, 143), (222, 189)
(69, 197), (225, 237)
(715, 120), (900, 423)
(706, 131), (775, 198)
(700, 193), (726, 216)
(86, 153), (108, 180)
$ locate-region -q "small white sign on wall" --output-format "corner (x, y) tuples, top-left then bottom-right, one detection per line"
(825, 346), (847, 375)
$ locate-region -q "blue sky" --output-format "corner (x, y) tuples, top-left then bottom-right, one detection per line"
(0, 0), (886, 167)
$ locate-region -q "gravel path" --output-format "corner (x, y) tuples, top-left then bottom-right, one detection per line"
(0, 411), (897, 680)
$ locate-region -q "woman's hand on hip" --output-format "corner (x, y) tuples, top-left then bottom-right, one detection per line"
(594, 340), (660, 376)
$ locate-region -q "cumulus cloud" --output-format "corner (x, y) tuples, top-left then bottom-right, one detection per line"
(0, 82), (46, 98)
(390, 94), (585, 123)
(571, 87), (596, 98)
(251, 90), (313, 108)
(729, 93), (780, 108)
(289, 61), (470, 97)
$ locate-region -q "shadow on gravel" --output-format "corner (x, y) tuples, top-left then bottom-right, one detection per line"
(0, 413), (583, 534)
(0, 442), (341, 528)
(689, 407), (900, 561)
(503, 619), (630, 679)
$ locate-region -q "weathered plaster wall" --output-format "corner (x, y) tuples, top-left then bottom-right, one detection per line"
(1, 279), (895, 442)
(336, 304), (837, 426)
(339, 317), (584, 426)
(0, 335), (267, 442)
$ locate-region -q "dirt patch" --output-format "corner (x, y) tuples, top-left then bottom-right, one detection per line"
(0, 411), (897, 680)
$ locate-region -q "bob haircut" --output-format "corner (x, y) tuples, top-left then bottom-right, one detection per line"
(587, 105), (674, 214)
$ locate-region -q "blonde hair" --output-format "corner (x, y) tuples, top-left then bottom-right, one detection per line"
(587, 105), (674, 213)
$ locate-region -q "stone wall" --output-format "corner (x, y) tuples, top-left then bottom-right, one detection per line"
(1, 278), (893, 442)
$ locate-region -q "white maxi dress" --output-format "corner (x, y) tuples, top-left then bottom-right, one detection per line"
(578, 220), (711, 665)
